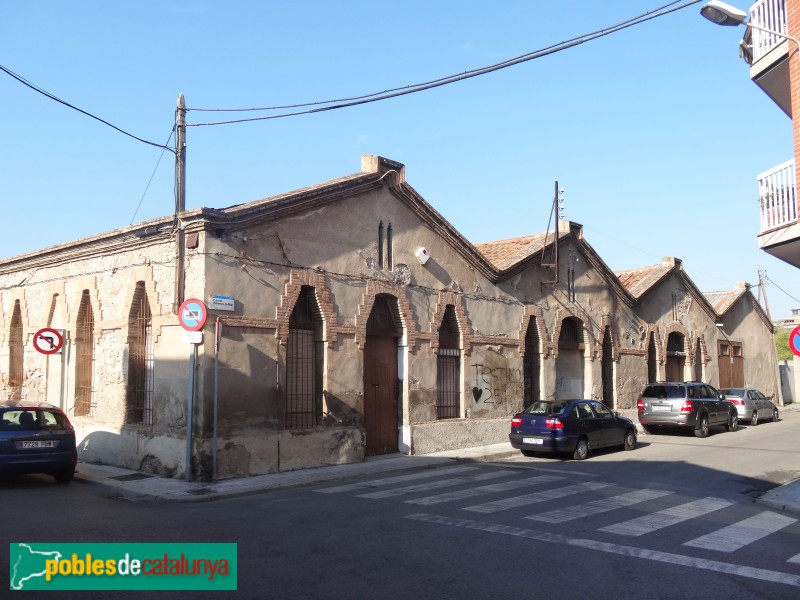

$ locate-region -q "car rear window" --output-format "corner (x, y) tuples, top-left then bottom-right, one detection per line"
(643, 385), (685, 399)
(0, 409), (69, 431)
(721, 388), (745, 397)
(523, 401), (568, 416)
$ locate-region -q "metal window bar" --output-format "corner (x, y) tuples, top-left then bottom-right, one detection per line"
(436, 349), (460, 419)
(127, 288), (154, 424)
(75, 294), (95, 417)
(8, 302), (23, 402)
(286, 328), (316, 428)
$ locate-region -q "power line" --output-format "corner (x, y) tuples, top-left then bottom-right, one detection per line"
(130, 127), (176, 225)
(186, 0), (700, 127)
(765, 274), (800, 306)
(0, 64), (174, 152)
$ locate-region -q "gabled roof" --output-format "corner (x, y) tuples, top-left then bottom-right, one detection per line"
(704, 289), (745, 314)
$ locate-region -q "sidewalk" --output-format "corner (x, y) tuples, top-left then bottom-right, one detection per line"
(73, 433), (800, 517)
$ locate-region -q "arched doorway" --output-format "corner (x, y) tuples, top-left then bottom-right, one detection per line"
(556, 317), (585, 399)
(523, 316), (541, 409)
(665, 332), (686, 382)
(364, 294), (401, 456)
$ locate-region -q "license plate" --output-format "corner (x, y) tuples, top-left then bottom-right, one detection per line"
(522, 437), (543, 445)
(652, 405), (672, 412)
(20, 440), (56, 449)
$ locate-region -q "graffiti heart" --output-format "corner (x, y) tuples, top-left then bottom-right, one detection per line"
(472, 364), (523, 407)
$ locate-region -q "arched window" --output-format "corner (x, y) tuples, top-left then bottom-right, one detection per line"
(75, 290), (95, 417)
(523, 316), (541, 409)
(8, 300), (23, 402)
(437, 305), (461, 419)
(127, 282), (154, 425)
(286, 286), (324, 428)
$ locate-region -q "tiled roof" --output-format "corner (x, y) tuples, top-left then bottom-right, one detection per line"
(474, 233), (558, 270)
(703, 289), (743, 314)
(614, 264), (672, 299)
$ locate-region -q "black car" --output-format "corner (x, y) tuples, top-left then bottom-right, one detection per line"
(0, 401), (77, 483)
(509, 399), (637, 460)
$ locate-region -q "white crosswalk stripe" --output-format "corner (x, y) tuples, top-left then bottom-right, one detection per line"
(405, 474), (565, 506)
(313, 465), (479, 494)
(599, 497), (734, 537)
(358, 470), (513, 499)
(789, 553), (800, 565)
(525, 488), (673, 523)
(464, 481), (614, 514)
(683, 511), (798, 553)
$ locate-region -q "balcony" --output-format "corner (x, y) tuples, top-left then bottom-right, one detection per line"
(758, 158), (800, 268)
(742, 0), (791, 116)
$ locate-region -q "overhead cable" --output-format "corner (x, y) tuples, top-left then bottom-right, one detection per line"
(187, 0), (700, 127)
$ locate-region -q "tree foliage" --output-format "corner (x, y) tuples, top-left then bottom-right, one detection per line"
(775, 328), (792, 361)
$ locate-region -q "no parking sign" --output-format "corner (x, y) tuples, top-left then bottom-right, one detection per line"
(178, 298), (208, 332)
(790, 325), (800, 357)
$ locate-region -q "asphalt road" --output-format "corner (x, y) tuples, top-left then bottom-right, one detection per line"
(3, 411), (799, 599)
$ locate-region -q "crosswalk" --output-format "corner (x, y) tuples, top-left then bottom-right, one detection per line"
(313, 464), (800, 572)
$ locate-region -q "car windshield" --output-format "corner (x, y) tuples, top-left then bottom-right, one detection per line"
(643, 385), (685, 399)
(721, 388), (745, 397)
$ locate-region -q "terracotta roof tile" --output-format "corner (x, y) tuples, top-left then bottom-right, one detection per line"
(614, 264), (672, 298)
(474, 232), (561, 270)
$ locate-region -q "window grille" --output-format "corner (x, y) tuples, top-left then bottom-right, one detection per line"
(523, 317), (540, 408)
(127, 282), (154, 425)
(8, 301), (23, 402)
(74, 291), (95, 417)
(436, 305), (460, 419)
(285, 286), (323, 428)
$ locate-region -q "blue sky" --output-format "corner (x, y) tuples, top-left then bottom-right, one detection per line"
(2, 1), (798, 318)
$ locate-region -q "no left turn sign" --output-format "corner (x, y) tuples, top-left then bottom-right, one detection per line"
(33, 328), (64, 354)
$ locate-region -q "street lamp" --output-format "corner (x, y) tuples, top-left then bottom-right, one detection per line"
(700, 0), (800, 50)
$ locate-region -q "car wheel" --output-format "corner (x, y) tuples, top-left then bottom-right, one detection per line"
(750, 410), (759, 426)
(623, 430), (636, 451)
(773, 408), (780, 422)
(573, 438), (589, 460)
(53, 470), (74, 484)
(521, 450), (537, 458)
(695, 415), (710, 438)
(725, 413), (738, 432)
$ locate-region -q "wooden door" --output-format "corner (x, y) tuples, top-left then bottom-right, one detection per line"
(364, 335), (398, 456)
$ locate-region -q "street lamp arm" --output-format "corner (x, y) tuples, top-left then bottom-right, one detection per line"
(701, 1), (800, 52)
(745, 21), (800, 52)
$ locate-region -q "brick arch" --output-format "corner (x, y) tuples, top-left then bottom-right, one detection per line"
(550, 307), (595, 359)
(599, 315), (619, 362)
(276, 269), (339, 347)
(662, 322), (690, 358)
(645, 325), (662, 365)
(518, 305), (550, 358)
(690, 331), (710, 366)
(430, 291), (471, 355)
(355, 280), (417, 351)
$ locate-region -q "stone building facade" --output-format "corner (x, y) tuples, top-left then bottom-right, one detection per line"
(0, 156), (779, 480)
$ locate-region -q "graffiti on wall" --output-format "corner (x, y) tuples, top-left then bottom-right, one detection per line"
(471, 363), (523, 408)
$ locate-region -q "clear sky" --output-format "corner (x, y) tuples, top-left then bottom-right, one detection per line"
(2, 1), (798, 318)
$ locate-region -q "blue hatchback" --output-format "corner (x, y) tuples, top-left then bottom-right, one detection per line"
(0, 401), (77, 483)
(509, 400), (637, 460)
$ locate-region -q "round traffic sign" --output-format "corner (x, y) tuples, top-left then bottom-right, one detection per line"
(33, 328), (64, 355)
(790, 325), (800, 357)
(179, 298), (208, 332)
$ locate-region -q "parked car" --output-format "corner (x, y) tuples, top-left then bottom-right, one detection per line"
(720, 388), (780, 426)
(0, 401), (77, 483)
(637, 381), (738, 437)
(509, 399), (637, 460)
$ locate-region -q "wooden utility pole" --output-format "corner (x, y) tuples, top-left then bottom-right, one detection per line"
(173, 93), (187, 314)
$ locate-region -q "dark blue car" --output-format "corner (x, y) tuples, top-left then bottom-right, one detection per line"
(509, 400), (637, 460)
(0, 401), (77, 483)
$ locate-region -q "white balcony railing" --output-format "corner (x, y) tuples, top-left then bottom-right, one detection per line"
(758, 158), (797, 232)
(750, 0), (789, 62)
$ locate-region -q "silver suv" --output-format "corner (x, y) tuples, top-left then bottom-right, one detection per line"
(637, 382), (738, 437)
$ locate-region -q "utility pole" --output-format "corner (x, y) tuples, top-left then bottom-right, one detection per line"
(758, 266), (771, 320)
(173, 93), (187, 314)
